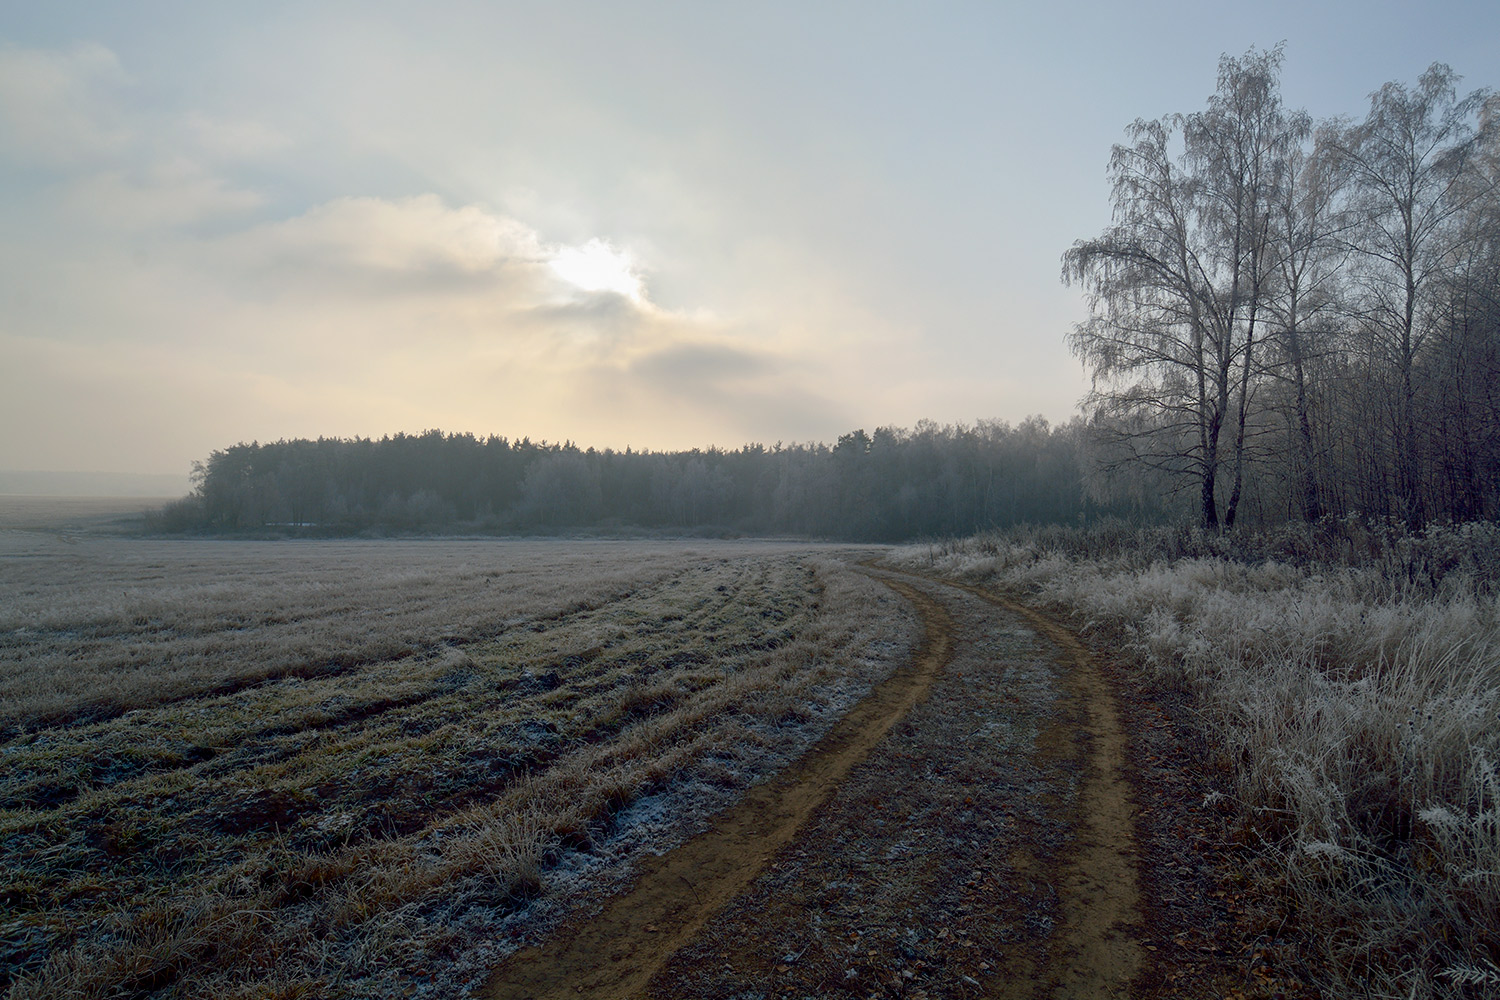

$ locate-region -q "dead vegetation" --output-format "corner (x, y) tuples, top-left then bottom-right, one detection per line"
(890, 521), (1500, 998)
(0, 533), (914, 998)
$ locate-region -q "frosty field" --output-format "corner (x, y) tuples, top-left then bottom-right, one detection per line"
(0, 522), (914, 998)
(9, 499), (1497, 999)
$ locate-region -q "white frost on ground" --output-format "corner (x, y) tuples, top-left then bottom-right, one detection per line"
(430, 667), (913, 996)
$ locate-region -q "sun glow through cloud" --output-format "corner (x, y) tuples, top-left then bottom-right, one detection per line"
(549, 239), (644, 300)
(3, 4), (1495, 480)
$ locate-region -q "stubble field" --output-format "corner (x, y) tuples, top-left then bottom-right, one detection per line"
(14, 498), (1493, 999)
(0, 510), (914, 998)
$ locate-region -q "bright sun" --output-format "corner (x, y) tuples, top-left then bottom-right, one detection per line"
(549, 239), (643, 300)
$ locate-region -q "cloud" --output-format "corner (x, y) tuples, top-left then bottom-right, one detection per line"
(0, 37), (896, 467)
(612, 341), (845, 445)
(220, 194), (546, 280)
(64, 159), (265, 229)
(630, 342), (776, 384)
(182, 112), (291, 162)
(146, 192), (843, 451)
(0, 42), (277, 237)
(206, 195), (689, 356)
(574, 356), (846, 449)
(0, 42), (130, 164)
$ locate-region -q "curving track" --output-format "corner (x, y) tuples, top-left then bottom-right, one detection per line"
(484, 568), (1145, 999)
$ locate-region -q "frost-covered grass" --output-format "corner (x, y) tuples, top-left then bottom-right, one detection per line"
(887, 520), (1500, 999)
(0, 534), (913, 998)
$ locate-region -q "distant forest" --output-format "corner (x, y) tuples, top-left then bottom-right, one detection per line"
(148, 420), (1156, 541)
(157, 52), (1500, 540)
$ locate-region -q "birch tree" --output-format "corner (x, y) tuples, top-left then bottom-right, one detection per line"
(1263, 127), (1348, 520)
(1064, 47), (1298, 528)
(1326, 64), (1493, 524)
(1064, 114), (1225, 526)
(1184, 45), (1307, 525)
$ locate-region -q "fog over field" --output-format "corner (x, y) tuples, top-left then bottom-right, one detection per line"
(0, 472), (189, 498)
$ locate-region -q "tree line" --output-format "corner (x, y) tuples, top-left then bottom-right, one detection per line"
(159, 51), (1499, 539)
(149, 420), (1153, 540)
(1066, 48), (1499, 528)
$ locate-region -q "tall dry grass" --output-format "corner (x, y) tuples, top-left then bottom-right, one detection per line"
(888, 519), (1500, 998)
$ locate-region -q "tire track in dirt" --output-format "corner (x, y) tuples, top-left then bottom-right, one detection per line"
(950, 579), (1144, 999)
(482, 570), (1143, 999)
(482, 577), (953, 1000)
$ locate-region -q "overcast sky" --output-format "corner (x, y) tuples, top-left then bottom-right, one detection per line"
(2, 1), (1496, 483)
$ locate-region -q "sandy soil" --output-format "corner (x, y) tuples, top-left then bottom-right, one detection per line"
(483, 568), (1150, 999)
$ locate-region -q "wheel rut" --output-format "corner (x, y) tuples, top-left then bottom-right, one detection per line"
(482, 569), (1144, 999)
(483, 577), (953, 1000)
(955, 579), (1144, 999)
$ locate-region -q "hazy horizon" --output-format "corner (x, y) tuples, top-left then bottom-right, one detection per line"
(0, 469), (190, 496)
(3, 1), (1497, 478)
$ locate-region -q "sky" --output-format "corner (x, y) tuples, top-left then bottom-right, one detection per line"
(1, 1), (1497, 486)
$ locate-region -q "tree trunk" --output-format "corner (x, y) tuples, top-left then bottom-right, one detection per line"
(1225, 292), (1261, 528)
(1399, 258), (1425, 526)
(1285, 317), (1322, 521)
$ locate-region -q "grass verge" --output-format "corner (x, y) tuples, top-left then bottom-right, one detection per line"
(887, 520), (1500, 999)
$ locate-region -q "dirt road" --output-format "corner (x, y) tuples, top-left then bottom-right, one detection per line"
(484, 568), (1144, 999)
